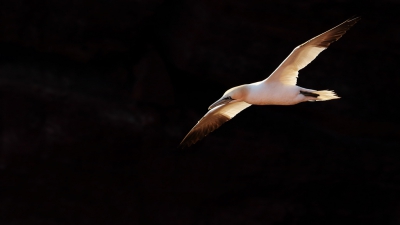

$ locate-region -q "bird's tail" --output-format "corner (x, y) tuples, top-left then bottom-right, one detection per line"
(311, 90), (340, 101)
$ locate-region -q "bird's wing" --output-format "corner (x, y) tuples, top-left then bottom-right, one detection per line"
(265, 17), (360, 86)
(179, 101), (251, 148)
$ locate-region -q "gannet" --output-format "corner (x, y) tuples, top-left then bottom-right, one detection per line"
(179, 17), (360, 148)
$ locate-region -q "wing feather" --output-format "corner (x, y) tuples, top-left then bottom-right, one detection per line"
(266, 17), (360, 85)
(179, 101), (251, 148)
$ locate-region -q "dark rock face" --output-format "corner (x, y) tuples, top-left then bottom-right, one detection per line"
(1, 0), (400, 224)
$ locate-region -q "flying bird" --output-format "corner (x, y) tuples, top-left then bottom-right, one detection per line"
(179, 17), (360, 148)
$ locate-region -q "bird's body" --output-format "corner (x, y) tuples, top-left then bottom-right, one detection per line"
(245, 82), (308, 105)
(179, 17), (360, 148)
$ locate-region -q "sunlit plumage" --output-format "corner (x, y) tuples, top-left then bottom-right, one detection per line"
(180, 17), (360, 148)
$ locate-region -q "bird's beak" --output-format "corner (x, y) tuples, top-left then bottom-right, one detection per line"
(208, 97), (233, 110)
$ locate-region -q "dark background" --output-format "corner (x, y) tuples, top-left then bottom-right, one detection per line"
(1, 0), (400, 224)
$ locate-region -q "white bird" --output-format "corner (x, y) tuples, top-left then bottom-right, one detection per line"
(179, 17), (360, 148)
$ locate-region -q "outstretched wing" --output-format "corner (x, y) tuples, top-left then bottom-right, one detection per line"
(179, 101), (251, 148)
(266, 17), (360, 86)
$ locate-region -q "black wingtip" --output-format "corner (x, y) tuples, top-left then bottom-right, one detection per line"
(347, 15), (361, 20)
(178, 133), (195, 149)
(343, 16), (361, 27)
(177, 142), (190, 149)
(177, 139), (189, 149)
(178, 133), (198, 149)
(178, 114), (231, 149)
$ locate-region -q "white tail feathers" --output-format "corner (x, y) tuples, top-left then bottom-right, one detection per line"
(313, 90), (340, 101)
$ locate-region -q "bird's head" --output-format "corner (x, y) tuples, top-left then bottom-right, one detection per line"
(208, 85), (249, 110)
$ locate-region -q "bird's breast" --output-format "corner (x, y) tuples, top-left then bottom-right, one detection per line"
(245, 83), (300, 105)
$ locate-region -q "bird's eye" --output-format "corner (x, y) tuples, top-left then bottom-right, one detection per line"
(224, 96), (232, 100)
